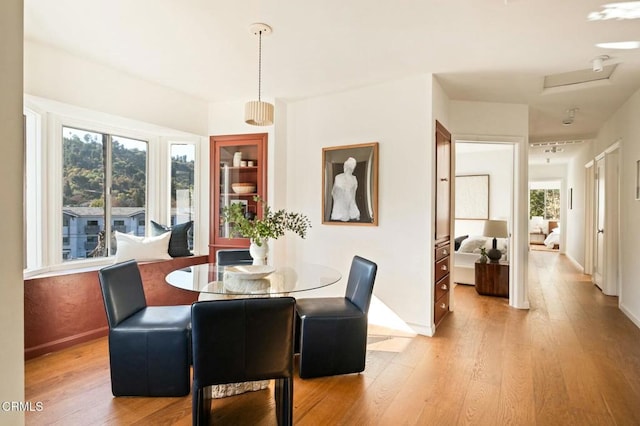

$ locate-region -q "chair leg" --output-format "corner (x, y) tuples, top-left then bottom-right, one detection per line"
(193, 386), (211, 426)
(274, 378), (293, 426)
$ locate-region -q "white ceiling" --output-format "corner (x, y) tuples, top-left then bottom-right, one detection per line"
(24, 0), (640, 164)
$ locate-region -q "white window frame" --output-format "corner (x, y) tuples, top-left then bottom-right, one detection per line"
(23, 96), (205, 278)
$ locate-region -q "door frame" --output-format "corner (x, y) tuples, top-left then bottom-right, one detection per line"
(588, 140), (621, 296)
(452, 134), (528, 309)
(584, 160), (594, 275)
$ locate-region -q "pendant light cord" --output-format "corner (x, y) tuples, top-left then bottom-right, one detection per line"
(258, 30), (262, 102)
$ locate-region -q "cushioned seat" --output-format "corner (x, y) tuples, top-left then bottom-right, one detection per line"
(216, 248), (253, 266)
(98, 260), (191, 397)
(191, 297), (295, 426)
(295, 255), (377, 379)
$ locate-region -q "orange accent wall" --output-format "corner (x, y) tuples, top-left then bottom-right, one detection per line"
(24, 256), (207, 360)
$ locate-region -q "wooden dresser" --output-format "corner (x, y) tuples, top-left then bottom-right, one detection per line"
(434, 242), (451, 325)
(434, 120), (452, 327)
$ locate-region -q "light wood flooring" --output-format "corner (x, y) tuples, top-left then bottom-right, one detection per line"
(25, 251), (640, 425)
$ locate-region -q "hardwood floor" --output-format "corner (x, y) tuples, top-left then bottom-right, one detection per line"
(25, 251), (640, 425)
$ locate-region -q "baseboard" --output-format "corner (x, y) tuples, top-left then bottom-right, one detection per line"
(620, 303), (640, 330)
(408, 322), (435, 337)
(25, 327), (109, 360)
(563, 252), (585, 274)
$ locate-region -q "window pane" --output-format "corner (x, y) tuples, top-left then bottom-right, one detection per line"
(171, 144), (195, 249)
(529, 189), (545, 218)
(62, 129), (148, 262)
(62, 127), (106, 261)
(545, 189), (560, 220)
(111, 136), (147, 257)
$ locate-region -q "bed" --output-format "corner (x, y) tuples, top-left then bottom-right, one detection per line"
(544, 220), (560, 249)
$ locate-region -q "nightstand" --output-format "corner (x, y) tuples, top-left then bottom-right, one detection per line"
(475, 260), (509, 297)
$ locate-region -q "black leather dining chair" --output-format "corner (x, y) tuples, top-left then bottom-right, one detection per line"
(295, 255), (378, 379)
(191, 297), (296, 426)
(208, 249), (254, 290)
(98, 260), (191, 397)
(216, 248), (253, 266)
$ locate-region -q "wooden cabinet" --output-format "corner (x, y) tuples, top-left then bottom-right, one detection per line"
(434, 121), (452, 327)
(475, 261), (509, 297)
(435, 121), (451, 244)
(209, 133), (267, 262)
(434, 243), (451, 326)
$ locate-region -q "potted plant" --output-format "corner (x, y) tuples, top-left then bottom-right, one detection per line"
(479, 247), (488, 263)
(222, 196), (312, 265)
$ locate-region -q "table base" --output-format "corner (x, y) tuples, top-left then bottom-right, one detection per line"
(210, 380), (270, 398)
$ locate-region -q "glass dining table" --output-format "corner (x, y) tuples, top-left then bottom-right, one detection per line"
(165, 262), (342, 297)
(165, 262), (342, 398)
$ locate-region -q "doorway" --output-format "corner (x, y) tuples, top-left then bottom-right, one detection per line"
(528, 180), (562, 252)
(452, 141), (516, 303)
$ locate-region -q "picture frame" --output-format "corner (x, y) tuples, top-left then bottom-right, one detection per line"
(322, 142), (379, 225)
(455, 174), (489, 219)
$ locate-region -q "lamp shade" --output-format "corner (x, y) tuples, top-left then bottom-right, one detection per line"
(245, 100), (274, 126)
(483, 220), (508, 238)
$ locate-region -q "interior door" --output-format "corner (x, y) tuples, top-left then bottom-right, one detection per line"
(594, 157), (605, 289)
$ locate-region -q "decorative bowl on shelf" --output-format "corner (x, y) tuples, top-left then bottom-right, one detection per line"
(231, 182), (256, 194)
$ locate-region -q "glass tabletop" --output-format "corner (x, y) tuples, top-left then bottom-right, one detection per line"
(165, 263), (342, 295)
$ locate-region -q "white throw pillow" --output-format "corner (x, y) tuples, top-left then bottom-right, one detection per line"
(114, 231), (172, 263)
(458, 236), (487, 253)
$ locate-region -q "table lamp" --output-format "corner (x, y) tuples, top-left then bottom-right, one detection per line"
(483, 220), (508, 262)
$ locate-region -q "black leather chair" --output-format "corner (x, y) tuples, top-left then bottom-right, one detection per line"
(295, 255), (378, 379)
(191, 297), (295, 426)
(98, 260), (191, 397)
(216, 248), (253, 266)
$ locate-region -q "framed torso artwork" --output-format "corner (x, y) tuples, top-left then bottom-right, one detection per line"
(322, 142), (379, 226)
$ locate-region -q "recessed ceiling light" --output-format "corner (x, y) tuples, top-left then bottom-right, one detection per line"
(588, 2), (640, 21)
(596, 41), (640, 49)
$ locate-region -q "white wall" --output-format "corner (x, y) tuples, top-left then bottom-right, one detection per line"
(24, 40), (208, 136)
(455, 146), (513, 237)
(0, 0), (25, 423)
(449, 100), (530, 309)
(596, 88), (640, 328)
(529, 163), (566, 180)
(285, 74), (435, 334)
(565, 143), (593, 268)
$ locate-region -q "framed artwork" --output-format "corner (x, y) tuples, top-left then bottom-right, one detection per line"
(455, 174), (489, 219)
(322, 142), (379, 225)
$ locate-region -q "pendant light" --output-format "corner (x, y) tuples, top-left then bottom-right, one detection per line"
(245, 23), (274, 126)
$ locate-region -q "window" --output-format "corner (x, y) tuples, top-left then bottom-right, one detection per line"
(170, 144), (195, 250)
(23, 97), (203, 275)
(62, 126), (147, 262)
(529, 189), (560, 219)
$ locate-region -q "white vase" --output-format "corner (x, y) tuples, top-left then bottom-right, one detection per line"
(249, 239), (269, 265)
(233, 152), (242, 167)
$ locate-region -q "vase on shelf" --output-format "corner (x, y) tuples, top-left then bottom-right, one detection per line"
(249, 239), (269, 265)
(233, 152), (242, 167)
